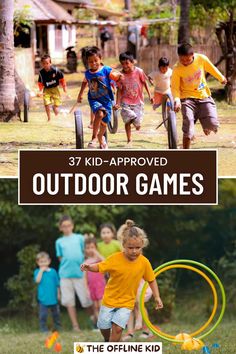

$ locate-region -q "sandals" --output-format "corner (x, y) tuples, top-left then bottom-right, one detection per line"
(100, 136), (108, 149)
(87, 140), (97, 149)
(122, 333), (134, 341)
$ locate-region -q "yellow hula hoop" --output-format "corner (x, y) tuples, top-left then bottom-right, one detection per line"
(141, 264), (218, 340)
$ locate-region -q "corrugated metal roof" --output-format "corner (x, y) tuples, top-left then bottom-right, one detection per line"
(15, 0), (77, 23)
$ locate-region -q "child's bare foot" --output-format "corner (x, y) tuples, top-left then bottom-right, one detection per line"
(88, 124), (93, 129)
(125, 141), (133, 148)
(73, 325), (81, 332)
(203, 129), (211, 136)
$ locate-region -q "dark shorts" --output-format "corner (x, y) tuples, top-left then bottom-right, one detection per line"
(181, 97), (219, 139)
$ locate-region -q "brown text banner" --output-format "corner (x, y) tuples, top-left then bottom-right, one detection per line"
(19, 150), (217, 205)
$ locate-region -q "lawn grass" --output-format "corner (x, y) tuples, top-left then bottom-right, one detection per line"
(0, 311), (234, 354)
(0, 63), (235, 177)
(0, 287), (235, 354)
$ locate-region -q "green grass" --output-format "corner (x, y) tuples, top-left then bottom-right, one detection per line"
(0, 288), (235, 354)
(0, 64), (236, 177)
(0, 311), (235, 354)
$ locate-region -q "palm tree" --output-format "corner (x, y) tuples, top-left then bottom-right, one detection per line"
(0, 0), (17, 121)
(178, 0), (191, 44)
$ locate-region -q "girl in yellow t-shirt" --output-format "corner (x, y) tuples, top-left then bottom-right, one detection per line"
(81, 219), (163, 342)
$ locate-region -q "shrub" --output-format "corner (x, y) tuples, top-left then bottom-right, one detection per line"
(5, 245), (40, 312)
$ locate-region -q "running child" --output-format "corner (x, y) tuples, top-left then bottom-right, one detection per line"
(97, 223), (122, 259)
(84, 238), (106, 328)
(148, 57), (172, 110)
(34, 252), (61, 332)
(55, 215), (93, 331)
(38, 55), (67, 121)
(77, 46), (122, 149)
(81, 219), (163, 342)
(115, 51), (153, 147)
(171, 43), (227, 149)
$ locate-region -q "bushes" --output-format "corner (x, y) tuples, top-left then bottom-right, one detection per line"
(5, 245), (39, 312)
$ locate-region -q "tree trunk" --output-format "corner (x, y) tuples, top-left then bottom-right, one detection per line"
(0, 0), (17, 121)
(226, 10), (236, 105)
(178, 0), (191, 44)
(216, 10), (236, 106)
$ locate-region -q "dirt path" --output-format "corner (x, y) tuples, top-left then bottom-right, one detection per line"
(0, 73), (235, 177)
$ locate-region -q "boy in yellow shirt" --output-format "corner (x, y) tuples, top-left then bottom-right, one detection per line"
(171, 43), (227, 148)
(81, 219), (163, 342)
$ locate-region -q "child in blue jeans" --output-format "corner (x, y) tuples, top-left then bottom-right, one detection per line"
(34, 252), (61, 332)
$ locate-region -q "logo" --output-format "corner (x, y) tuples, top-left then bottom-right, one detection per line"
(75, 344), (85, 353)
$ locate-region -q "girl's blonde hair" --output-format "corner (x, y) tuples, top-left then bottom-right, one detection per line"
(117, 219), (149, 248)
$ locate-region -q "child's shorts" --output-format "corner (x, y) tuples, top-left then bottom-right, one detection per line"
(97, 305), (132, 329)
(181, 96), (219, 139)
(60, 278), (93, 308)
(43, 87), (61, 106)
(89, 98), (112, 124)
(120, 103), (144, 127)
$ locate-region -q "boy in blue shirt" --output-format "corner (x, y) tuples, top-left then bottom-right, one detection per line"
(55, 215), (93, 331)
(77, 46), (122, 149)
(34, 252), (60, 332)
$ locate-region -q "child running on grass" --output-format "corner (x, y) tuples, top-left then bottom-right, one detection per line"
(81, 219), (163, 342)
(38, 55), (67, 121)
(34, 252), (61, 332)
(171, 43), (227, 149)
(148, 57), (172, 110)
(55, 215), (93, 331)
(77, 46), (122, 149)
(84, 238), (106, 328)
(115, 51), (153, 147)
(97, 223), (122, 259)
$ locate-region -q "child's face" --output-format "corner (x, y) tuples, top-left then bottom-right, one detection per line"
(123, 237), (143, 261)
(121, 59), (134, 73)
(37, 257), (51, 268)
(88, 54), (102, 71)
(60, 220), (74, 236)
(100, 227), (114, 243)
(179, 54), (194, 66)
(42, 58), (51, 71)
(159, 66), (168, 74)
(85, 243), (97, 257)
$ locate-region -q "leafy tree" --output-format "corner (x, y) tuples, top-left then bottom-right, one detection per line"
(191, 0), (236, 105)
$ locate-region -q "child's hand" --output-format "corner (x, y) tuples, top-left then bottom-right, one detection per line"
(113, 103), (120, 111)
(80, 263), (89, 271)
(77, 95), (83, 103)
(154, 296), (163, 310)
(40, 266), (48, 272)
(174, 100), (181, 113)
(37, 92), (43, 97)
(221, 77), (227, 85)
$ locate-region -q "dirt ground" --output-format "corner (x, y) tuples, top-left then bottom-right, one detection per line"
(0, 69), (235, 177)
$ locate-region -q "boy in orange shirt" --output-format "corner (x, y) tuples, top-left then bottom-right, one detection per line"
(81, 219), (163, 342)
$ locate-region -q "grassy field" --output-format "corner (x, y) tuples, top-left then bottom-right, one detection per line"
(0, 312), (234, 354)
(0, 62), (235, 177)
(0, 289), (235, 354)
